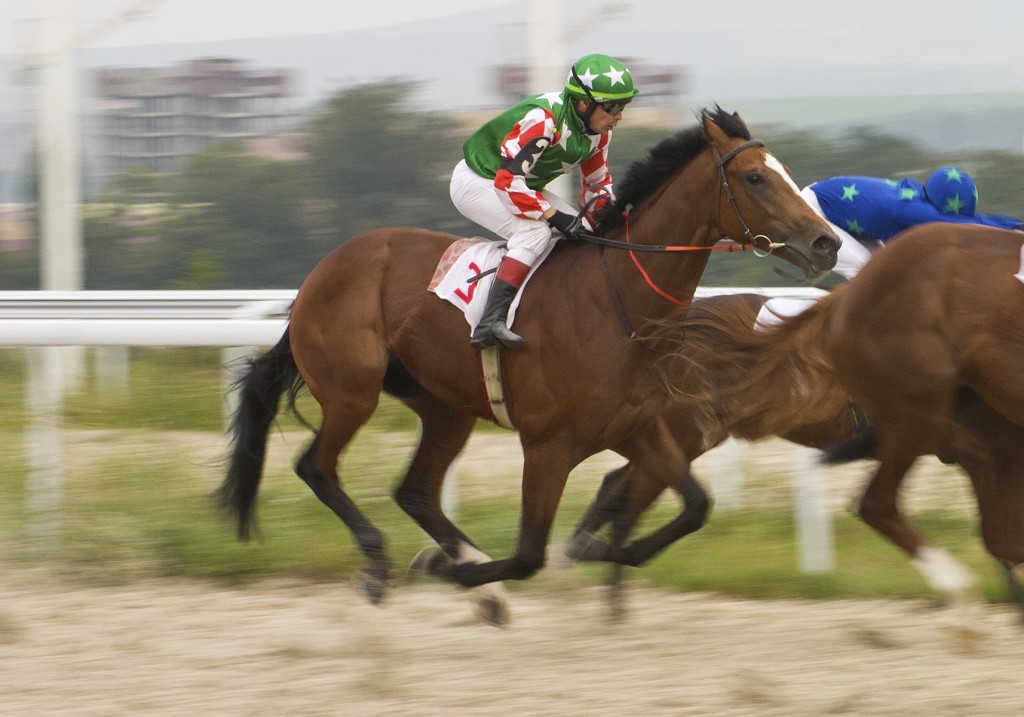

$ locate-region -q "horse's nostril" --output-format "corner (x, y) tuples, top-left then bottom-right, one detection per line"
(813, 235), (839, 253)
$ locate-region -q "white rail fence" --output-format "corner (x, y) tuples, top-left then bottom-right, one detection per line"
(3, 288), (834, 571)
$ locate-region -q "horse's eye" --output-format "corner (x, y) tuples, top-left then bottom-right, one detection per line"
(746, 171), (764, 185)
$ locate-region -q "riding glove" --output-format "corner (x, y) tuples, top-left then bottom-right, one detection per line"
(547, 210), (584, 240)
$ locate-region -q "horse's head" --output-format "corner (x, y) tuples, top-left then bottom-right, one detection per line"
(702, 107), (840, 280)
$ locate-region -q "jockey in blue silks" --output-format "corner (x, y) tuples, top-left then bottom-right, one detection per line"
(804, 166), (1023, 279)
(757, 166), (1024, 329)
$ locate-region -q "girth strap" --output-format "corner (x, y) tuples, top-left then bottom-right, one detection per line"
(479, 346), (514, 429)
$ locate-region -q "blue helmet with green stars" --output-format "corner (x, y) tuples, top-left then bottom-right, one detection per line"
(564, 54), (640, 104)
(924, 166), (978, 216)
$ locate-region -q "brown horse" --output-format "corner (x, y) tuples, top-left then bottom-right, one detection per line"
(824, 223), (1024, 624)
(216, 107), (840, 622)
(560, 292), (866, 614)
(607, 224), (1024, 627)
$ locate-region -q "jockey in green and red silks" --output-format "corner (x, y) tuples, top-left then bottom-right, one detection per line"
(450, 53), (640, 350)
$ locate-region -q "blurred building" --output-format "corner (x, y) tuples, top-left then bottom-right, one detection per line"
(92, 58), (296, 178)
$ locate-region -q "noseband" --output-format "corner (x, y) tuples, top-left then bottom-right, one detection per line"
(712, 140), (787, 257)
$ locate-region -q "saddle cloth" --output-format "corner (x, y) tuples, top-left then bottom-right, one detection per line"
(429, 238), (555, 334)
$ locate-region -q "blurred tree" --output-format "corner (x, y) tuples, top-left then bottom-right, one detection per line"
(303, 80), (472, 241)
(97, 166), (174, 204)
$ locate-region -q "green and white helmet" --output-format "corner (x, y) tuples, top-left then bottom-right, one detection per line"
(564, 54), (640, 103)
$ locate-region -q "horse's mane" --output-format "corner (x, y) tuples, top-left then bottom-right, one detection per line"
(662, 287), (852, 441)
(595, 105), (751, 233)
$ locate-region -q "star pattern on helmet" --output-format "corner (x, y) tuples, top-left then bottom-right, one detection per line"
(846, 219), (864, 235)
(604, 66), (626, 86)
(841, 184), (860, 202)
(945, 168), (963, 182)
(576, 67), (598, 88)
(944, 194), (966, 214)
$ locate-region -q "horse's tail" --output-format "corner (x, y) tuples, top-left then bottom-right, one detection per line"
(216, 326), (303, 541)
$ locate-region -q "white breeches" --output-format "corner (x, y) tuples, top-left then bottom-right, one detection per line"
(450, 159), (578, 267)
(800, 185), (875, 281)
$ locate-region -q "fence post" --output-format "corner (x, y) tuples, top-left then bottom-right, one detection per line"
(699, 437), (745, 511)
(792, 445), (835, 573)
(25, 346), (65, 553)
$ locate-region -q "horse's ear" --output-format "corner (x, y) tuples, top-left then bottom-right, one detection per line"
(702, 110), (729, 147)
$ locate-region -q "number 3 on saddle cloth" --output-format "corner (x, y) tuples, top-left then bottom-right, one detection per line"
(428, 237), (555, 334)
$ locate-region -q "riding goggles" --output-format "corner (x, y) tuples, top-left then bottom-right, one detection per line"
(596, 100), (631, 116)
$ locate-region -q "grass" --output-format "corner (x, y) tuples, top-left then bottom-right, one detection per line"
(0, 347), (1014, 605)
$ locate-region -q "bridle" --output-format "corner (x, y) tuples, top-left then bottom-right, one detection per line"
(712, 139), (787, 257)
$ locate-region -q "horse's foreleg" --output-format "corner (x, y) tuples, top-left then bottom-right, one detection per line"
(561, 462), (673, 620)
(603, 477), (664, 621)
(393, 400), (511, 626)
(562, 463), (673, 560)
(593, 424), (710, 568)
(606, 467), (710, 567)
(446, 444), (572, 588)
(559, 464), (634, 563)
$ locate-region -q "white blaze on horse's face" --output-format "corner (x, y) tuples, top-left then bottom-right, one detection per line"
(764, 153), (802, 196)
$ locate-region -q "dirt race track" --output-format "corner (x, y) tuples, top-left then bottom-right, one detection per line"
(2, 568), (1023, 716)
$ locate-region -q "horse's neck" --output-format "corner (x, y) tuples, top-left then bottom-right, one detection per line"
(605, 201), (720, 321)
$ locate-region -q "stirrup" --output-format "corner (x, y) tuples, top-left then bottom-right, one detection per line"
(471, 323), (524, 350)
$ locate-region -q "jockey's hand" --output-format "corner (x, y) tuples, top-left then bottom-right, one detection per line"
(547, 210), (585, 240)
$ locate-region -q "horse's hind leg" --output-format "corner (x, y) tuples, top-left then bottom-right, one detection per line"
(393, 395), (512, 625)
(859, 428), (984, 645)
(953, 396), (1024, 624)
(295, 401), (392, 605)
(860, 448), (974, 595)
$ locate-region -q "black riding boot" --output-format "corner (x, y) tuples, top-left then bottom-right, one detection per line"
(470, 278), (524, 350)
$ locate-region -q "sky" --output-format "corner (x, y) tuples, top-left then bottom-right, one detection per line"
(2, 1), (1023, 104)
(3, 0), (513, 49)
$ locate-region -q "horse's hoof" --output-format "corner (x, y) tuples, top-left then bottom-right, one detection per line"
(358, 569), (389, 606)
(408, 546), (452, 579)
(474, 593), (511, 628)
(564, 531), (609, 562)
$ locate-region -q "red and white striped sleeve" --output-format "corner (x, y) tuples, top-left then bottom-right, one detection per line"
(493, 107), (557, 220)
(579, 132), (614, 215)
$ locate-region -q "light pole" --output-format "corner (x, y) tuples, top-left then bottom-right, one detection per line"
(31, 0), (164, 291)
(21, 0), (164, 552)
